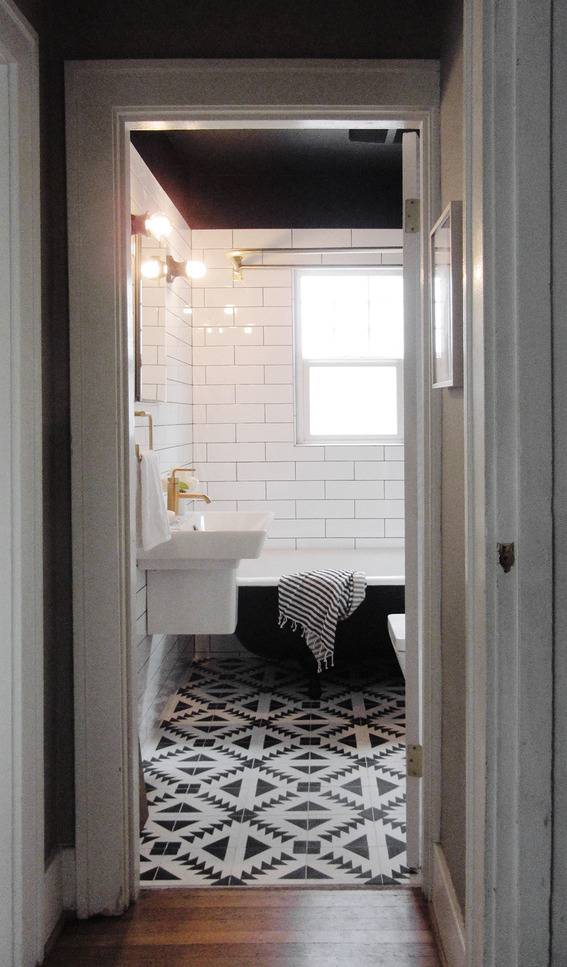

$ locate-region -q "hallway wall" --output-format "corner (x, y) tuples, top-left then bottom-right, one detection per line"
(10, 0), (448, 856)
(438, 0), (466, 914)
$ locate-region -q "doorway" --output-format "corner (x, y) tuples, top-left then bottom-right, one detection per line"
(131, 124), (420, 887)
(65, 59), (440, 918)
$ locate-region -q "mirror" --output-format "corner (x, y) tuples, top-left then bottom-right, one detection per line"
(132, 232), (169, 403)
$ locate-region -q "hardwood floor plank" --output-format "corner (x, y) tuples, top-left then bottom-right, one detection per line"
(133, 887), (428, 908)
(45, 888), (440, 966)
(46, 943), (440, 967)
(53, 915), (433, 945)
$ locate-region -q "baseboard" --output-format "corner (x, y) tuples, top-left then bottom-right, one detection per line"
(430, 843), (466, 967)
(43, 847), (76, 956)
(42, 910), (66, 961)
(43, 853), (64, 951)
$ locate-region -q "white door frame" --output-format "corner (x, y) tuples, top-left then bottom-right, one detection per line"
(65, 58), (441, 918)
(463, 1), (554, 964)
(402, 130), (436, 874)
(0, 2), (44, 966)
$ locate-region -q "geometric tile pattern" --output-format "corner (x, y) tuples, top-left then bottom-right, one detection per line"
(140, 657), (415, 886)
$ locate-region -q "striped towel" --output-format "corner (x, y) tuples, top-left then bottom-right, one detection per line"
(278, 569), (367, 672)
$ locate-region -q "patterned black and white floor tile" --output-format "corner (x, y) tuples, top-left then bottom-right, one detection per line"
(140, 657), (414, 886)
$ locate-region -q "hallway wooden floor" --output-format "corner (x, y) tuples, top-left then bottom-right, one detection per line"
(45, 888), (440, 966)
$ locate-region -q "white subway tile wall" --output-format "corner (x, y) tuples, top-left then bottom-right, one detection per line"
(191, 228), (404, 550)
(131, 147), (194, 476)
(131, 147), (194, 659)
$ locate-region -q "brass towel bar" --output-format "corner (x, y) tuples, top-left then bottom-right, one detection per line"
(134, 410), (154, 462)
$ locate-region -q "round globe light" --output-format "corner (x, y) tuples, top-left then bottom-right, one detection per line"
(145, 212), (172, 241)
(185, 259), (207, 280)
(140, 257), (163, 280)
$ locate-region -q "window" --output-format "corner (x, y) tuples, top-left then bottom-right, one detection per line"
(294, 267), (404, 444)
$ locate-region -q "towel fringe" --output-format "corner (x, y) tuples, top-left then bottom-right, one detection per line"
(278, 612), (298, 633)
(280, 607), (335, 673)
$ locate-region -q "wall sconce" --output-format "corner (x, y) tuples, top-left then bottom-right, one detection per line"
(166, 256), (207, 282)
(140, 254), (207, 283)
(131, 210), (173, 242)
(186, 259), (207, 280)
(140, 256), (164, 280)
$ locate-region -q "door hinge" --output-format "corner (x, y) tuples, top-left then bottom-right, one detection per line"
(404, 198), (420, 233)
(407, 743), (423, 778)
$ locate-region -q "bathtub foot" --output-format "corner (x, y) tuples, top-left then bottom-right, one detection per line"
(307, 674), (322, 701)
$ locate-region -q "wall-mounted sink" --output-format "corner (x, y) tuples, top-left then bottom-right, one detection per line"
(138, 511), (273, 569)
(137, 511), (273, 635)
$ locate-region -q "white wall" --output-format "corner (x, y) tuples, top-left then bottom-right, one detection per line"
(190, 227), (405, 549)
(130, 146), (195, 720)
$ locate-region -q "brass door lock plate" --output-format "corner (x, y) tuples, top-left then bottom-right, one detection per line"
(407, 744), (423, 778)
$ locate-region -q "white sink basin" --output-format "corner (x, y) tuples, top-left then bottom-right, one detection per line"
(137, 511), (273, 636)
(138, 511), (273, 568)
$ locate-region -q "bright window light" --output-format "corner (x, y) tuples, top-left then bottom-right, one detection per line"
(295, 267), (404, 443)
(309, 366), (398, 437)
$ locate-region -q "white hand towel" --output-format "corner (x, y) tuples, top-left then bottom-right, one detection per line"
(139, 451), (171, 551)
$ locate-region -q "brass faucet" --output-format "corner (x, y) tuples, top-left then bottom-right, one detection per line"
(178, 492), (212, 510)
(166, 468), (211, 515)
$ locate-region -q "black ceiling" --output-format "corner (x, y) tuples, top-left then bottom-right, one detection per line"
(131, 128), (404, 229)
(48, 0), (447, 60)
(166, 129), (403, 169)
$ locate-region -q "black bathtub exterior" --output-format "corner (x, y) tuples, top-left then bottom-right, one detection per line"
(235, 583), (405, 678)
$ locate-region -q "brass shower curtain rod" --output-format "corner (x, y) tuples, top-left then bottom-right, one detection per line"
(226, 246), (401, 274)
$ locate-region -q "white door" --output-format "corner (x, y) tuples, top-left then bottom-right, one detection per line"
(402, 130), (422, 870)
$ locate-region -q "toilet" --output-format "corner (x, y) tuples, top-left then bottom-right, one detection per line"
(387, 613), (406, 676)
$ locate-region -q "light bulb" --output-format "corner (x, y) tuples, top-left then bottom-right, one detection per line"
(185, 259), (207, 280)
(140, 257), (163, 280)
(145, 212), (172, 241)
(244, 327), (253, 335)
(224, 305), (235, 316)
(182, 307), (193, 316)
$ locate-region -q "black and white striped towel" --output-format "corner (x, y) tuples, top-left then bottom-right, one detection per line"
(278, 569), (367, 672)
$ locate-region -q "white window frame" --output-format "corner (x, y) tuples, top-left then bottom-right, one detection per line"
(294, 266), (404, 445)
